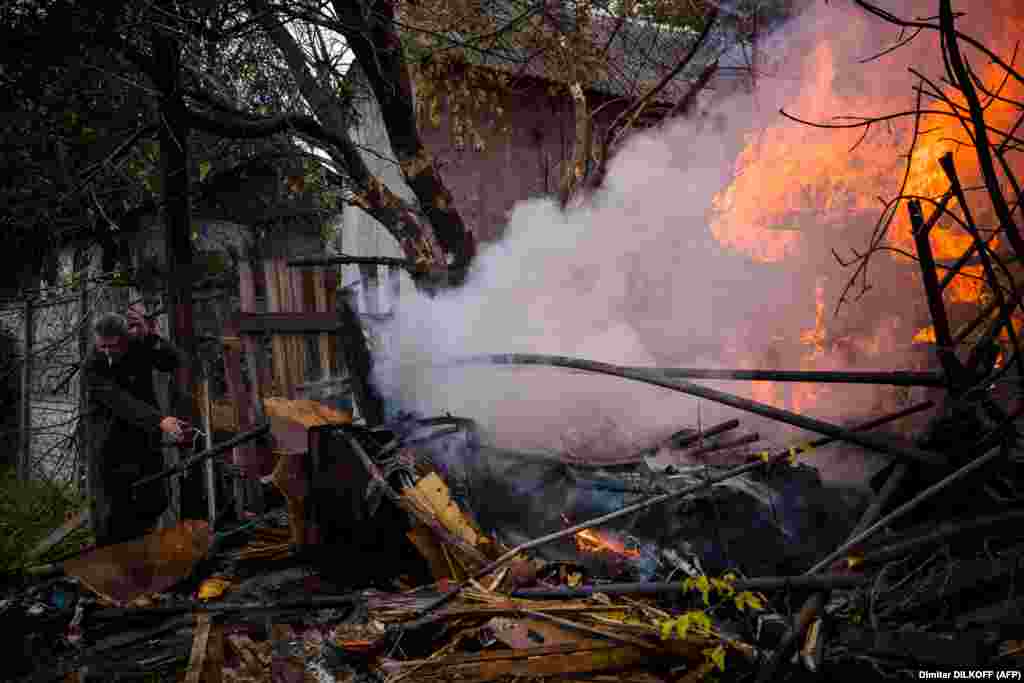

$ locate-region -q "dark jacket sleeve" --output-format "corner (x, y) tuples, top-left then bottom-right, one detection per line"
(86, 359), (164, 432)
(139, 334), (182, 372)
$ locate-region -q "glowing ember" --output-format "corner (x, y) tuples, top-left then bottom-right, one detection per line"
(575, 528), (641, 557)
(912, 326), (937, 344)
(563, 516), (640, 557)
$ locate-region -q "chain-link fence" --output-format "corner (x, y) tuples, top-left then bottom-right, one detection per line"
(0, 274), (133, 489)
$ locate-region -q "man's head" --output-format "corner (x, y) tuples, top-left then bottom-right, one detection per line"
(93, 313), (130, 365)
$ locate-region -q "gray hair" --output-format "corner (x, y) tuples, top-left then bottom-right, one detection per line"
(93, 312), (130, 339)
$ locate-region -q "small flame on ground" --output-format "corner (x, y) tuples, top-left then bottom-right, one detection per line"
(562, 515), (640, 558)
(912, 325), (937, 344)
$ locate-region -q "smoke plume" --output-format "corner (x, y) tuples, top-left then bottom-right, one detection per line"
(370, 1), (1018, 477)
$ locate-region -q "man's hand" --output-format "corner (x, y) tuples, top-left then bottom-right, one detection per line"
(159, 416), (188, 442)
(126, 304), (156, 338)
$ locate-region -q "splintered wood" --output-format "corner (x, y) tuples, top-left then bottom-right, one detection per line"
(404, 471), (491, 579)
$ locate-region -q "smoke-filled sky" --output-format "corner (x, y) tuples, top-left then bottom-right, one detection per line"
(369, 0), (1019, 473)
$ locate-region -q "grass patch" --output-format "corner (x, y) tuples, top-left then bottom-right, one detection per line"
(0, 466), (93, 571)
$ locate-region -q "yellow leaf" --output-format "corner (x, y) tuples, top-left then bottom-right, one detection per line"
(695, 575), (711, 605)
(689, 611), (712, 634)
(758, 451), (771, 463)
(675, 613), (691, 639)
(734, 591), (765, 612)
(846, 554), (864, 570)
(199, 160), (212, 181)
(704, 644), (727, 672)
(660, 619), (674, 640)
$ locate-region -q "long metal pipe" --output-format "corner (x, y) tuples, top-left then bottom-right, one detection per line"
(451, 354), (946, 467)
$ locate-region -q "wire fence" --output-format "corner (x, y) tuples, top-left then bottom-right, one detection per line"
(0, 274), (134, 488)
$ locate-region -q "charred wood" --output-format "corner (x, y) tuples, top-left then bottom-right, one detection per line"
(806, 418), (1017, 575)
(910, 198), (964, 386)
(649, 367), (946, 387)
(400, 402), (937, 625)
(861, 509), (1024, 566)
(510, 574), (867, 600)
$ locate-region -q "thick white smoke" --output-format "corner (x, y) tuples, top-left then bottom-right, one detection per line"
(369, 1), (1010, 474)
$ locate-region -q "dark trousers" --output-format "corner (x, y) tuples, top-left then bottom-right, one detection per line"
(97, 457), (169, 547)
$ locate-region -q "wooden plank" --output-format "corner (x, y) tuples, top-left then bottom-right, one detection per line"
(203, 623), (224, 683)
(237, 261), (269, 507)
(289, 264), (308, 392)
(313, 269), (331, 381)
(264, 259), (289, 398)
(183, 613), (212, 683)
(235, 312), (343, 333)
(398, 643), (651, 681)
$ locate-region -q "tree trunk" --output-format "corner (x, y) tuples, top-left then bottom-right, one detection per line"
(153, 26), (196, 521)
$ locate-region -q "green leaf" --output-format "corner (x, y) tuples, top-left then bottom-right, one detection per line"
(199, 160), (211, 181)
(79, 127), (97, 145)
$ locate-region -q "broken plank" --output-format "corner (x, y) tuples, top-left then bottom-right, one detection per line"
(395, 643), (651, 681)
(204, 623), (224, 683)
(184, 613), (212, 683)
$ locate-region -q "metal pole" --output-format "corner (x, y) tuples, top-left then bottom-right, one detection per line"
(19, 297), (34, 481)
(198, 375), (217, 529)
(452, 354), (946, 467)
(644, 367), (945, 387)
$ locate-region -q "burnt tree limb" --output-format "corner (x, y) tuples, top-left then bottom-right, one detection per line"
(337, 289), (385, 426)
(939, 0), (1024, 263)
(805, 418), (1017, 575)
(910, 198), (964, 386)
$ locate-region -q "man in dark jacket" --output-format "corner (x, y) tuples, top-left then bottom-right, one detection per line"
(85, 307), (187, 546)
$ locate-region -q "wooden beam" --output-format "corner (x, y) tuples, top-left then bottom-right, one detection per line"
(184, 613), (212, 683)
(235, 312), (343, 333)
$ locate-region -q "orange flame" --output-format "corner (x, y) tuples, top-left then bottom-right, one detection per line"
(563, 515), (640, 557)
(574, 528), (641, 557)
(710, 7), (1024, 373)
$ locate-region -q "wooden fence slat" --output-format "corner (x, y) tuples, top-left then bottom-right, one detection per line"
(289, 265), (307, 390)
(264, 259), (288, 398)
(313, 270), (331, 381)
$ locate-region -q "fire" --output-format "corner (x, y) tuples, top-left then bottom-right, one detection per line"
(574, 528), (640, 558)
(912, 325), (937, 344)
(563, 515), (639, 557)
(710, 3), (1024, 391)
(710, 16), (1022, 301)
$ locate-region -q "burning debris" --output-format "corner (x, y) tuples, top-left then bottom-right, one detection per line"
(9, 1), (1024, 681)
